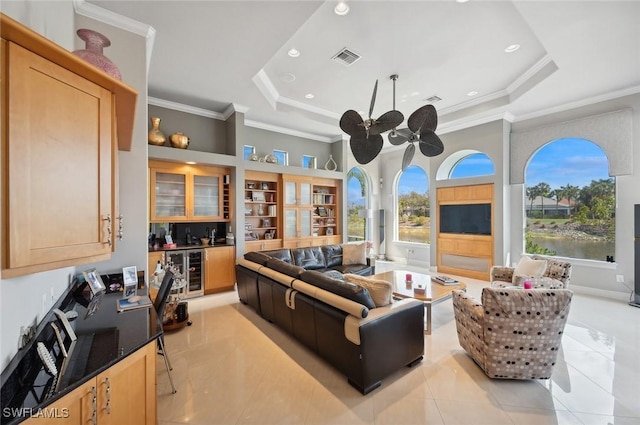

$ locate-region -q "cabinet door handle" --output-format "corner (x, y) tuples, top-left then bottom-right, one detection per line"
(116, 215), (124, 240)
(90, 386), (97, 425)
(102, 214), (112, 247)
(103, 377), (111, 414)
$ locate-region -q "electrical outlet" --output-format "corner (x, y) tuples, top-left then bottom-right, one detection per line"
(616, 274), (625, 283)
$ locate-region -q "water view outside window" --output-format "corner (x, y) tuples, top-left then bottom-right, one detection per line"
(397, 166), (429, 244)
(450, 152), (495, 178)
(525, 138), (615, 261)
(347, 167), (367, 242)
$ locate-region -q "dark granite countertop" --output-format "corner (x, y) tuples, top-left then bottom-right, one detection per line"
(0, 283), (162, 424)
(149, 242), (233, 252)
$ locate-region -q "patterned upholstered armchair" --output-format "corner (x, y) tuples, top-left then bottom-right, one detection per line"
(491, 255), (572, 289)
(452, 287), (573, 379)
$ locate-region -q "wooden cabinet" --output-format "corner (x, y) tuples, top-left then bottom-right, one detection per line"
(149, 160), (230, 223)
(245, 239), (283, 252)
(283, 175), (313, 242)
(204, 246), (235, 294)
(244, 171), (281, 250)
(24, 342), (156, 425)
(0, 14), (137, 278)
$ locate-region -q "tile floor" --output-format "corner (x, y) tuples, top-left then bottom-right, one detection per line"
(156, 275), (640, 425)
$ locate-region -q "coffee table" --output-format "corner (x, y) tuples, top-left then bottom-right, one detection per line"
(373, 270), (467, 335)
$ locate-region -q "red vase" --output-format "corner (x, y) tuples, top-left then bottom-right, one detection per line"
(73, 29), (122, 80)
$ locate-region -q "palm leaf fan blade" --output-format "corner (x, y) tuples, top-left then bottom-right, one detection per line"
(340, 110), (365, 137)
(402, 143), (416, 171)
(388, 128), (411, 145)
(350, 134), (383, 164)
(418, 130), (444, 157)
(408, 104), (438, 133)
(369, 110), (404, 135)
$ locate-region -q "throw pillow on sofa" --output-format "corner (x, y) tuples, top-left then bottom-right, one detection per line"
(512, 255), (547, 285)
(343, 274), (393, 307)
(342, 243), (366, 265)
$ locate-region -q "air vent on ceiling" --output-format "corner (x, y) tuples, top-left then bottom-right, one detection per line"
(332, 47), (361, 66)
(424, 95), (442, 103)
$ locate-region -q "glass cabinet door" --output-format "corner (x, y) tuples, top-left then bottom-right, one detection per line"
(285, 181), (297, 205)
(299, 182), (311, 206)
(192, 174), (220, 218)
(153, 171), (186, 219)
(299, 209), (312, 237)
(285, 209), (297, 237)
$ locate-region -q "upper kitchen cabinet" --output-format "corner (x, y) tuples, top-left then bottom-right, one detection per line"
(149, 160), (230, 223)
(0, 14), (137, 278)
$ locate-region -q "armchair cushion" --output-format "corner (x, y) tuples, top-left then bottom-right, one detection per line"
(512, 255), (547, 284)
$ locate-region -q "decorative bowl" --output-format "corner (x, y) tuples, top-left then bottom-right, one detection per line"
(200, 238), (211, 246)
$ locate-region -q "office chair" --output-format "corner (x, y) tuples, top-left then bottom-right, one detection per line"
(154, 270), (177, 394)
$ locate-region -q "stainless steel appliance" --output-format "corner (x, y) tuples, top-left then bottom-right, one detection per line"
(166, 249), (204, 298)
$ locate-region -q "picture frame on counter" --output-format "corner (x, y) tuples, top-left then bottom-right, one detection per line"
(83, 268), (106, 295)
(326, 227), (334, 236)
(122, 266), (138, 299)
(261, 218), (271, 228)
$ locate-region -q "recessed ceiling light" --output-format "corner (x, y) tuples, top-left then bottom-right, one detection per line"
(305, 93), (314, 99)
(334, 2), (349, 15)
(288, 48), (300, 58)
(185, 161), (196, 165)
(456, 0), (469, 3)
(467, 91), (478, 96)
(504, 43), (520, 53)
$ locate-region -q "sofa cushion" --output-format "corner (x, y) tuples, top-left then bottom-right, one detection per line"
(512, 255), (547, 284)
(343, 274), (393, 307)
(331, 264), (372, 276)
(321, 244), (344, 268)
(262, 248), (293, 263)
(300, 270), (376, 310)
(266, 258), (305, 278)
(244, 251), (272, 266)
(342, 243), (366, 265)
(291, 247), (326, 270)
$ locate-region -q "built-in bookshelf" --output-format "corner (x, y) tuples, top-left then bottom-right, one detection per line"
(244, 171), (280, 247)
(312, 183), (338, 238)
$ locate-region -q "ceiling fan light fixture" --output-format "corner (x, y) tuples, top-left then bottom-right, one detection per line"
(504, 43), (520, 53)
(334, 1), (350, 16)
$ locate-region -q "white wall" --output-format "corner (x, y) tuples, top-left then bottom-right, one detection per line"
(0, 1), (150, 372)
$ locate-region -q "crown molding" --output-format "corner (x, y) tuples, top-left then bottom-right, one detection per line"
(252, 69), (279, 109)
(506, 55), (555, 95)
(148, 97), (226, 119)
(244, 120), (332, 143)
(72, 0), (156, 75)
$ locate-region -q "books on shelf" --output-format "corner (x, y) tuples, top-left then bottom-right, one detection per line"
(268, 205), (277, 217)
(432, 275), (459, 285)
(117, 295), (152, 312)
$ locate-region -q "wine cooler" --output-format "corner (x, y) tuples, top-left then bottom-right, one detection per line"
(166, 249), (204, 298)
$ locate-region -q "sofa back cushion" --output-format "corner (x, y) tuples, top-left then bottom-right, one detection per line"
(244, 251), (272, 266)
(291, 247), (326, 270)
(266, 258), (305, 278)
(321, 244), (343, 268)
(300, 270), (376, 310)
(261, 248), (293, 264)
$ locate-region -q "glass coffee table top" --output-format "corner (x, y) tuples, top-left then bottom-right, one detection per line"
(373, 270), (467, 302)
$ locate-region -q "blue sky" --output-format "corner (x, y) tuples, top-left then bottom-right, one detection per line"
(347, 138), (609, 205)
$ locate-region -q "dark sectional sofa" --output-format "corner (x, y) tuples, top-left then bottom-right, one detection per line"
(235, 244), (425, 394)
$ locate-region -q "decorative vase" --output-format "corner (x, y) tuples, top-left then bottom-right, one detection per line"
(257, 204), (265, 216)
(169, 132), (190, 149)
(148, 117), (166, 146)
(324, 154), (337, 171)
(72, 29), (122, 80)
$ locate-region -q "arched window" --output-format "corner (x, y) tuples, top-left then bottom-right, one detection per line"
(346, 167), (368, 242)
(450, 152), (495, 178)
(524, 137), (614, 261)
(396, 165), (430, 244)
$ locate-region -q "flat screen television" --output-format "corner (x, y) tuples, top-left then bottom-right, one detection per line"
(440, 203), (492, 235)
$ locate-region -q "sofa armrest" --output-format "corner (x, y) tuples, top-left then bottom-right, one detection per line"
(452, 290), (485, 368)
(490, 265), (514, 284)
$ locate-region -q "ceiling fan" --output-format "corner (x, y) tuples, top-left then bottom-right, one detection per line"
(387, 75), (444, 170)
(339, 80), (404, 164)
